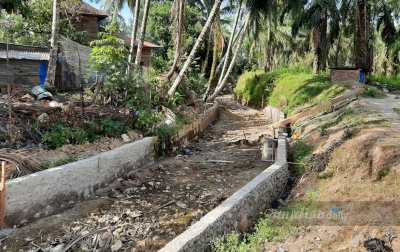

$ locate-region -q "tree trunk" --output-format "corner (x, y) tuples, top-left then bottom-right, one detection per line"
(127, 0), (140, 75)
(44, 0), (60, 89)
(334, 31), (342, 67)
(166, 0), (223, 100)
(166, 0), (184, 80)
(203, 24), (219, 101)
(207, 15), (249, 102)
(354, 0), (373, 69)
(217, 4), (241, 87)
(135, 0), (151, 66)
(201, 29), (212, 74)
(311, 14), (327, 75)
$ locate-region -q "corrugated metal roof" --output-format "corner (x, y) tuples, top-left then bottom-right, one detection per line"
(0, 50), (49, 60)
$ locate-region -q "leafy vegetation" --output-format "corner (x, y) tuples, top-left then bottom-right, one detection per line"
(42, 118), (129, 148)
(367, 75), (400, 90)
(361, 86), (386, 98)
(292, 140), (313, 174)
(267, 72), (351, 116)
(212, 212), (295, 252)
(233, 70), (275, 106)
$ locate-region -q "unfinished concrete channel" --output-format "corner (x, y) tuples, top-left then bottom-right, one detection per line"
(2, 96), (289, 252)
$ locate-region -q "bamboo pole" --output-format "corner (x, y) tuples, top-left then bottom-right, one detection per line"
(270, 87), (364, 129)
(1, 162), (6, 229)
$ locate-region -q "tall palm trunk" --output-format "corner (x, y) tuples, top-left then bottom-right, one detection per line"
(312, 15), (327, 75)
(354, 0), (373, 69)
(127, 0), (140, 76)
(203, 25), (219, 100)
(166, 0), (184, 80)
(44, 0), (60, 89)
(207, 15), (249, 102)
(217, 3), (241, 87)
(201, 29), (212, 74)
(166, 0), (223, 100)
(135, 0), (151, 66)
(202, 23), (244, 100)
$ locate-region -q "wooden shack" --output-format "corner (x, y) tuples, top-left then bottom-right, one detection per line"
(114, 32), (163, 67)
(0, 2), (162, 90)
(63, 2), (108, 43)
(0, 43), (49, 88)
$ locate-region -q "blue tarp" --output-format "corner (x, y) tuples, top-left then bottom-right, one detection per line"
(39, 61), (47, 84)
(359, 71), (365, 83)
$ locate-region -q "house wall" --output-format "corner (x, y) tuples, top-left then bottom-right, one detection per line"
(132, 47), (152, 67)
(0, 59), (42, 88)
(71, 16), (100, 42)
(330, 69), (360, 83)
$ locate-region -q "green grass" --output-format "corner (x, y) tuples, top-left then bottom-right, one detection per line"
(361, 86), (386, 98)
(268, 73), (351, 116)
(367, 74), (400, 90)
(54, 155), (76, 167)
(212, 212), (297, 252)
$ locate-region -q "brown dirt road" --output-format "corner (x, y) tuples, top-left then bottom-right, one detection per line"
(1, 95), (275, 252)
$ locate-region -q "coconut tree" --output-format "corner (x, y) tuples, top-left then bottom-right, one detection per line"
(207, 0), (280, 102)
(166, 0), (223, 100)
(206, 14), (250, 102)
(44, 0), (60, 89)
(135, 0), (151, 65)
(165, 0), (185, 80)
(127, 0), (139, 75)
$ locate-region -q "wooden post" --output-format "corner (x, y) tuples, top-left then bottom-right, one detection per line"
(0, 162), (6, 229)
(262, 94), (264, 109)
(270, 87), (364, 130)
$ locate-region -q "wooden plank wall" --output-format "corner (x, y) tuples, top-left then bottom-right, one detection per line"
(71, 16), (100, 42)
(0, 59), (41, 88)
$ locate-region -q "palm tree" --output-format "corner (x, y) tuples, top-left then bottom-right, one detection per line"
(216, 1), (242, 90)
(202, 16), (225, 100)
(44, 0), (60, 89)
(354, 0), (373, 69)
(135, 0), (151, 65)
(282, 0), (340, 74)
(166, 0), (223, 100)
(207, 0), (280, 102)
(206, 14), (250, 102)
(165, 0), (185, 80)
(127, 0), (139, 75)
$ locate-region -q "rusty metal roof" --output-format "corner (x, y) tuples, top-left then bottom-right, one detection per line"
(0, 50), (49, 60)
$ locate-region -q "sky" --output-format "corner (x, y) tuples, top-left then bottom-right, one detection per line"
(83, 0), (133, 22)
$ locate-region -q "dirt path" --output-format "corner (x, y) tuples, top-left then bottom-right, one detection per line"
(1, 95), (274, 252)
(263, 92), (400, 252)
(357, 93), (400, 122)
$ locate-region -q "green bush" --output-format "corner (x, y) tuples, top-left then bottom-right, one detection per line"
(292, 140), (313, 174)
(361, 86), (386, 98)
(367, 74), (400, 90)
(42, 123), (87, 147)
(234, 70), (275, 106)
(100, 118), (125, 137)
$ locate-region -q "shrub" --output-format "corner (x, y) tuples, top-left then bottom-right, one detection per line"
(234, 70), (275, 106)
(42, 123), (87, 147)
(292, 140), (313, 174)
